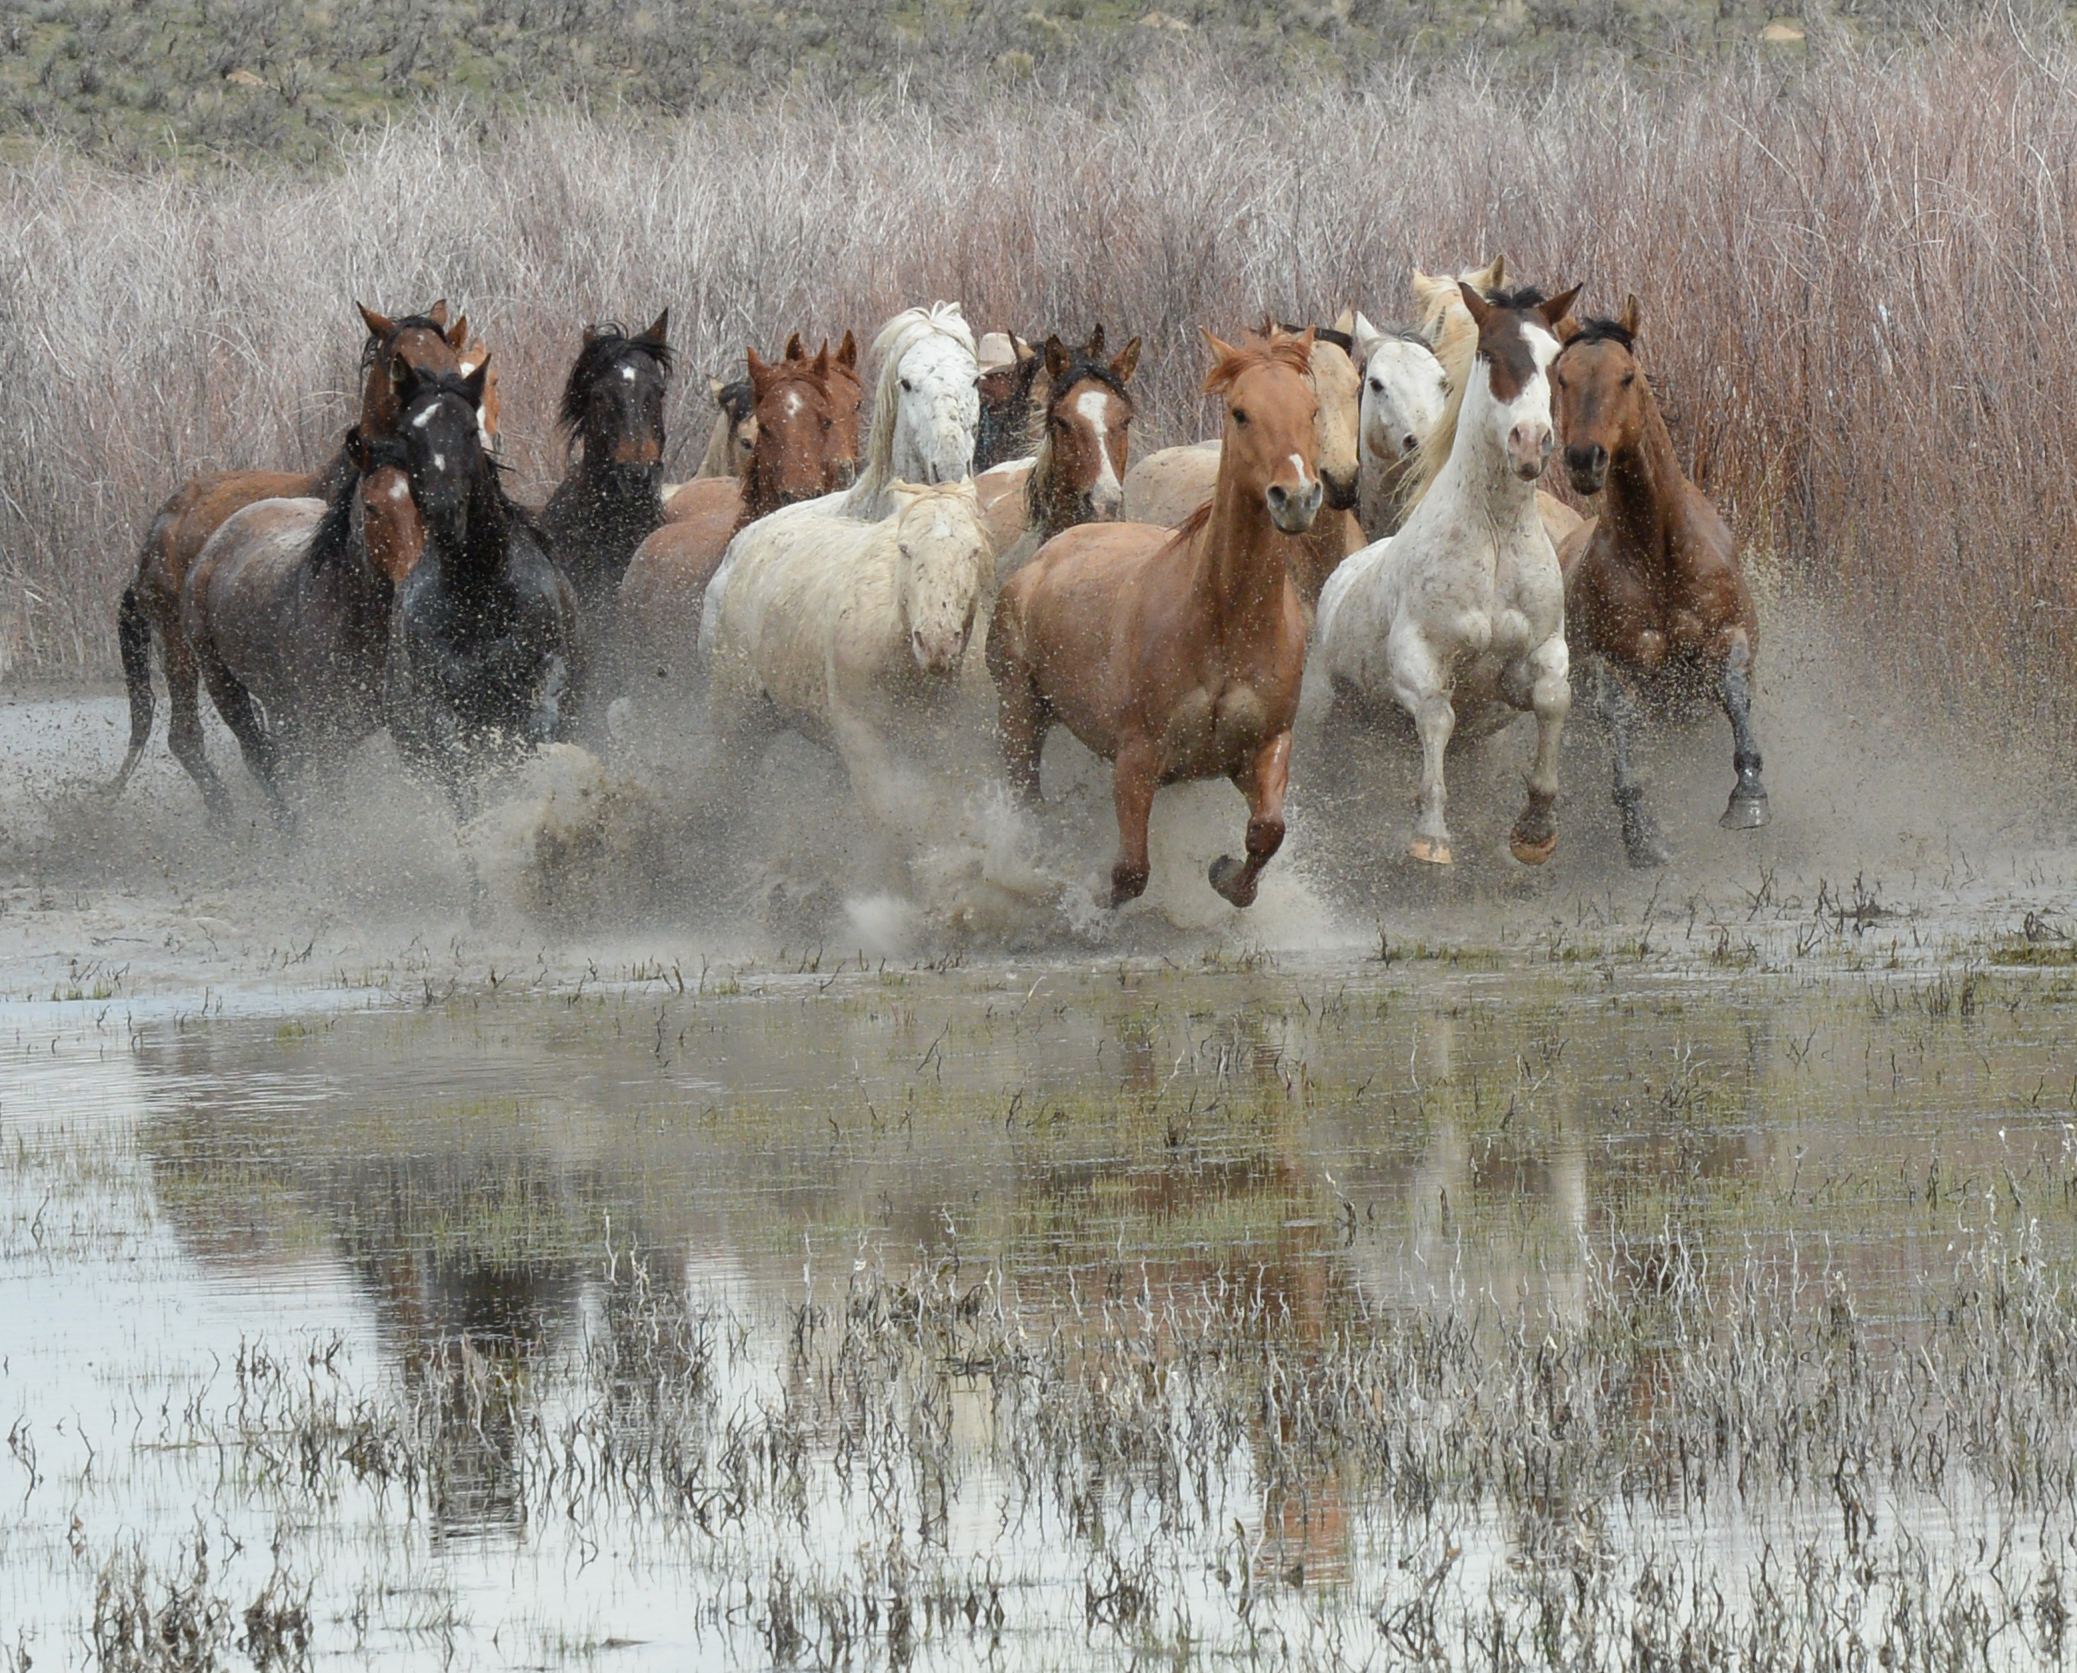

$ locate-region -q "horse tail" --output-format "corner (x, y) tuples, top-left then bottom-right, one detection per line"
(107, 583), (155, 800)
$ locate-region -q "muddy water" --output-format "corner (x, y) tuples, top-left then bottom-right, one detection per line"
(7, 951), (2077, 1669)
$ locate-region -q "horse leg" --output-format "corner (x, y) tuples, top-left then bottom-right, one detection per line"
(194, 645), (285, 821)
(1589, 658), (1671, 869)
(1509, 636), (1570, 866)
(996, 665), (1051, 806)
(1393, 641), (1456, 864)
(1106, 739), (1159, 906)
(1718, 633), (1771, 829)
(164, 629), (235, 828)
(1209, 731), (1291, 909)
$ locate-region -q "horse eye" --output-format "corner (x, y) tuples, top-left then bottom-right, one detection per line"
(1621, 371), (1636, 386)
(1368, 377), (1383, 393)
(1233, 409), (1249, 426)
(900, 377), (913, 393)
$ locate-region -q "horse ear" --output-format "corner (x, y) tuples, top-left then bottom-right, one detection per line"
(1410, 270), (1440, 309)
(836, 330), (858, 369)
(1351, 311), (1380, 363)
(812, 342), (830, 378)
(644, 308), (669, 345)
(344, 425), (370, 470)
(1458, 283), (1494, 328)
(463, 355), (490, 410)
(1475, 254), (1506, 290)
(785, 332), (805, 361)
(1620, 293), (1643, 337)
(1086, 324), (1105, 359)
(358, 302), (396, 340)
(708, 375), (726, 402)
(426, 300), (450, 330)
(1200, 327), (1240, 389)
(582, 324), (599, 345)
(1111, 336), (1141, 383)
(1556, 315), (1583, 345)
(1332, 306), (1357, 337)
(445, 313), (469, 350)
(1539, 286), (1583, 331)
(745, 346), (770, 389)
(1012, 334), (1037, 365)
(1043, 334), (1072, 382)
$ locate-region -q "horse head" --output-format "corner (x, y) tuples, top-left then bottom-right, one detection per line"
(394, 360), (494, 553)
(875, 304), (979, 491)
(358, 302), (470, 439)
(563, 310), (672, 470)
(1458, 284), (1580, 483)
(1552, 294), (1646, 496)
(1353, 314), (1448, 473)
(1203, 327), (1322, 535)
(744, 342), (839, 514)
(1036, 326), (1138, 525)
(888, 481), (993, 676)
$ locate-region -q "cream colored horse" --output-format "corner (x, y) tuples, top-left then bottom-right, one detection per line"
(1315, 284), (1580, 868)
(701, 482), (996, 844)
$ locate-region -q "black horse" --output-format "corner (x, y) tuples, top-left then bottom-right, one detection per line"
(385, 362), (583, 816)
(537, 311), (673, 626)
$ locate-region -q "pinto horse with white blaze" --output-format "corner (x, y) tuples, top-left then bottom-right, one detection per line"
(1552, 296), (1769, 865)
(385, 363), (583, 816)
(1315, 284), (1581, 867)
(990, 328), (1322, 910)
(700, 482), (996, 849)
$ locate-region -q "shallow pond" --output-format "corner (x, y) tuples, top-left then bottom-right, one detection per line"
(8, 948), (2077, 1670)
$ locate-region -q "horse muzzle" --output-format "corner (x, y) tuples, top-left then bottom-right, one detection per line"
(1564, 443), (1609, 495)
(1508, 423), (1553, 483)
(911, 622), (970, 676)
(831, 457), (859, 490)
(1266, 479), (1323, 535)
(1321, 469), (1359, 513)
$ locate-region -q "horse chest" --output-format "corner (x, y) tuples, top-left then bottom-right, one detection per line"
(1160, 681), (1270, 774)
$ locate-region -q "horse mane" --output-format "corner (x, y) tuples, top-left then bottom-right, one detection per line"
(716, 377), (754, 424)
(1400, 288), (1547, 516)
(846, 302), (977, 516)
(561, 324), (674, 435)
(307, 450), (367, 574)
(1564, 316), (1638, 352)
(1204, 326), (1315, 394)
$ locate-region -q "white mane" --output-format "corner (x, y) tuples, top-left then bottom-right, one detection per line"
(844, 302), (978, 519)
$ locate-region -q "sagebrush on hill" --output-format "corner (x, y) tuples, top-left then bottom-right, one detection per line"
(2, 26), (2075, 751)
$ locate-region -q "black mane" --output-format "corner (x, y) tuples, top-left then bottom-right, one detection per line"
(307, 445), (365, 574)
(1484, 286), (1549, 311)
(1044, 347), (1132, 410)
(1564, 316), (1638, 352)
(561, 324), (674, 435)
(1278, 322), (1356, 356)
(715, 378), (754, 425)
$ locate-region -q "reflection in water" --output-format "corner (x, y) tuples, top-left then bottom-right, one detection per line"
(10, 955), (2077, 1667)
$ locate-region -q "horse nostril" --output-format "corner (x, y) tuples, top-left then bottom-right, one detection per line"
(1267, 485), (1288, 509)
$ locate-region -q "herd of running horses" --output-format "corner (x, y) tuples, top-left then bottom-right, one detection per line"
(103, 255), (1769, 909)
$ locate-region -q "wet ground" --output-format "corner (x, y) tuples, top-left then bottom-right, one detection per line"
(7, 632), (2077, 1669)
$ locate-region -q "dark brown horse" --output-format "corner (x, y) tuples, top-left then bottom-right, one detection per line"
(109, 303), (477, 822)
(975, 332), (1042, 472)
(618, 341), (848, 688)
(990, 328), (1322, 909)
(1553, 296), (1769, 867)
(537, 311), (672, 627)
(976, 326), (1141, 566)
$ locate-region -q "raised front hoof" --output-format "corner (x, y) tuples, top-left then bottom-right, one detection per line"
(1407, 836), (1453, 866)
(1208, 854), (1260, 909)
(1721, 791), (1771, 831)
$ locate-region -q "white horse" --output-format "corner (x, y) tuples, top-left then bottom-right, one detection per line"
(1350, 314), (1448, 542)
(1314, 283), (1580, 867)
(701, 481), (996, 844)
(840, 302), (980, 520)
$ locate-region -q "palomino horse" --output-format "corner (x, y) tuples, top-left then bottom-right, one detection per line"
(701, 481), (995, 846)
(1314, 284), (1581, 867)
(694, 376), (757, 479)
(975, 332), (1041, 472)
(1350, 315), (1447, 541)
(1412, 255), (1506, 367)
(618, 343), (847, 688)
(386, 363), (582, 815)
(180, 412), (432, 810)
(1552, 297), (1770, 865)
(538, 312), (672, 626)
(973, 327), (1140, 567)
(990, 328), (1322, 909)
(109, 302), (478, 821)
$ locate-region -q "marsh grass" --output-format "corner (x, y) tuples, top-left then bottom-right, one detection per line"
(3, 23), (2077, 751)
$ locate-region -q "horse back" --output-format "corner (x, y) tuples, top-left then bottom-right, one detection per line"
(183, 497), (328, 685)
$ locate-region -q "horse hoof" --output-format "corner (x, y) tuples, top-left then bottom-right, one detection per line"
(1510, 831), (1557, 866)
(1721, 793), (1771, 831)
(1625, 834), (1672, 870)
(1408, 837), (1453, 866)
(1208, 855), (1259, 908)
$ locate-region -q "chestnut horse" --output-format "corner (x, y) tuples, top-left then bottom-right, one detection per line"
(537, 312), (673, 628)
(974, 326), (1140, 568)
(109, 302), (478, 822)
(989, 328), (1322, 909)
(682, 330), (860, 492)
(618, 342), (848, 690)
(1553, 297), (1769, 866)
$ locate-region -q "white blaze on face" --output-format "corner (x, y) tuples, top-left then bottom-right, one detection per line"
(1074, 388), (1122, 496)
(1288, 452), (1316, 490)
(411, 405), (435, 430)
(619, 364), (636, 382)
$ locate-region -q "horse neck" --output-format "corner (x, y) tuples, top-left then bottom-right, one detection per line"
(1432, 385), (1539, 531)
(1025, 426), (1069, 539)
(1197, 473), (1290, 627)
(1602, 385), (1684, 558)
(440, 473), (512, 592)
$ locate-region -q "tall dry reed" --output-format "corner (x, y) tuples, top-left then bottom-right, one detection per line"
(2, 33), (2073, 741)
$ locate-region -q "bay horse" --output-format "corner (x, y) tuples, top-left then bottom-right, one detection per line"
(385, 363), (583, 816)
(989, 327), (1322, 910)
(1552, 296), (1769, 866)
(617, 342), (847, 690)
(1314, 284), (1581, 868)
(109, 302), (477, 821)
(975, 332), (1041, 472)
(973, 327), (1140, 567)
(537, 311), (672, 626)
(180, 413), (430, 811)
